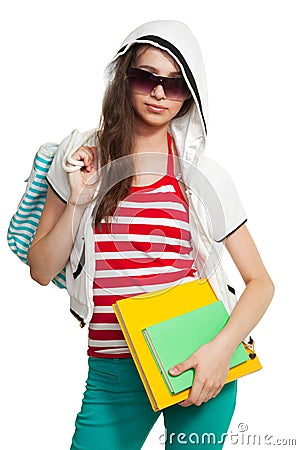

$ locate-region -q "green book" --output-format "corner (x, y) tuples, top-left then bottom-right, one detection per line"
(142, 301), (249, 394)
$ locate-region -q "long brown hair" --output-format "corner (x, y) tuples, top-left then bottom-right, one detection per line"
(93, 43), (193, 229)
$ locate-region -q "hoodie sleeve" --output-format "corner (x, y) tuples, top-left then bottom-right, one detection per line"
(195, 155), (247, 242)
(46, 132), (73, 203)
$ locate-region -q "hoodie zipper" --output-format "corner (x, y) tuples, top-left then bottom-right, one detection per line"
(83, 209), (96, 325)
(185, 188), (204, 280)
(70, 308), (85, 328)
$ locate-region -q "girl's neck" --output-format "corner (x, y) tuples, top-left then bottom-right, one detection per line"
(133, 121), (170, 154)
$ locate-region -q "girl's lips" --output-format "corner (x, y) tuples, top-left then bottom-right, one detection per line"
(146, 104), (167, 113)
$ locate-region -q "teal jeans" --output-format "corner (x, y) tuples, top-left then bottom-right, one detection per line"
(70, 357), (237, 450)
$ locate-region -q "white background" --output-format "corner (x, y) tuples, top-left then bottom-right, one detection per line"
(1, 0), (299, 448)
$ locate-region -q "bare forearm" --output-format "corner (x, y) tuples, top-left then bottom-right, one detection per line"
(28, 202), (86, 285)
(214, 275), (275, 353)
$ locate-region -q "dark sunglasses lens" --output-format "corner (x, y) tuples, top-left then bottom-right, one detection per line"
(127, 68), (190, 101)
(127, 69), (155, 95)
(163, 78), (190, 100)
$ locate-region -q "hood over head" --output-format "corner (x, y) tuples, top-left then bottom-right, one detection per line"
(104, 20), (208, 164)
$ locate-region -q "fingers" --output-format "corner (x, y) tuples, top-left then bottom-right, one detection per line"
(168, 349), (227, 408)
(198, 381), (223, 405)
(169, 354), (195, 377)
(178, 375), (224, 408)
(69, 146), (98, 173)
(178, 377), (205, 407)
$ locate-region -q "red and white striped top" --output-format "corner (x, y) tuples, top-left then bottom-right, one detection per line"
(88, 134), (197, 358)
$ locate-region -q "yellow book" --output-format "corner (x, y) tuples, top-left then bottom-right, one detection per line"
(113, 278), (262, 411)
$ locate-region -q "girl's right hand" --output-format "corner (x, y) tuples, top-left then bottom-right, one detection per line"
(67, 145), (99, 206)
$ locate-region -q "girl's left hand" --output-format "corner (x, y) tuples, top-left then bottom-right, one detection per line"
(169, 339), (233, 407)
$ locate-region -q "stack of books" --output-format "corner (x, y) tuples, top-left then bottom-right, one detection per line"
(113, 278), (262, 412)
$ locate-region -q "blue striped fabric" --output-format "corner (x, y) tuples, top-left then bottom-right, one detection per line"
(7, 143), (67, 289)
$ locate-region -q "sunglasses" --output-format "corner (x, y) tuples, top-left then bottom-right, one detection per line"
(127, 67), (190, 101)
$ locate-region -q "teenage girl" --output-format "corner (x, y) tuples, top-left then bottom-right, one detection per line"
(28, 21), (274, 450)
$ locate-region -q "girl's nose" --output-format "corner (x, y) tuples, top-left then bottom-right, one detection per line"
(151, 84), (166, 100)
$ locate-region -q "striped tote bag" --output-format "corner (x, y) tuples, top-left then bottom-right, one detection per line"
(7, 142), (66, 289)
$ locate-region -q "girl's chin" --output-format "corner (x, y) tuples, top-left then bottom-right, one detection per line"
(135, 112), (171, 128)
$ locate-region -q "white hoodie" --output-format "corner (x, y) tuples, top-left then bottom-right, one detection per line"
(46, 20), (247, 327)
